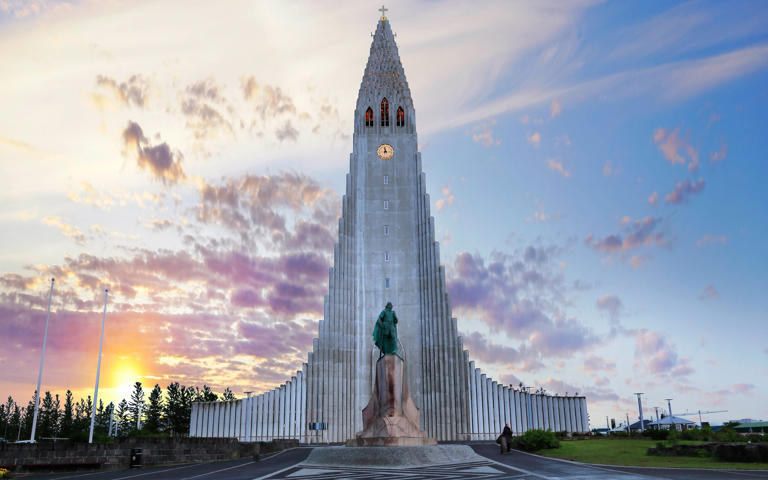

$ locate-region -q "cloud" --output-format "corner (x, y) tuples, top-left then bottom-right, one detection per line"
(596, 295), (622, 321)
(0, 0), (71, 18)
(585, 216), (666, 256)
(653, 127), (699, 172)
(581, 355), (616, 376)
(633, 329), (694, 378)
(710, 141), (727, 162)
(550, 99), (562, 118)
(603, 161), (619, 177)
(195, 171), (339, 247)
(696, 234), (727, 247)
(241, 76), (296, 120)
(42, 216), (86, 245)
(94, 74), (150, 108)
(664, 178), (705, 205)
(461, 331), (522, 366)
(628, 255), (649, 269)
(180, 78), (234, 140)
(446, 247), (599, 360)
(648, 191), (658, 206)
(471, 119), (500, 147)
(731, 383), (754, 394)
(275, 120), (299, 142)
(122, 121), (185, 184)
(435, 187), (454, 212)
(527, 132), (541, 147)
(547, 158), (570, 178)
(699, 283), (718, 300)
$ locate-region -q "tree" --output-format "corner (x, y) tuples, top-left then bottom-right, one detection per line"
(195, 385), (218, 402)
(115, 399), (129, 437)
(22, 392), (35, 440)
(60, 390), (74, 437)
(74, 396), (93, 433)
(128, 382), (145, 429)
(222, 388), (236, 401)
(144, 384), (164, 433)
(95, 399), (110, 434)
(164, 382), (194, 435)
(10, 403), (21, 441)
(39, 391), (60, 438)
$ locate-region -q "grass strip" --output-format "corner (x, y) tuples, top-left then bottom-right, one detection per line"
(538, 438), (768, 470)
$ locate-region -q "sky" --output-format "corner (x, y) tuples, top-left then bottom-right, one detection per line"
(0, 0), (766, 429)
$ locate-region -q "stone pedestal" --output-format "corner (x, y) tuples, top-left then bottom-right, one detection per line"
(347, 354), (436, 446)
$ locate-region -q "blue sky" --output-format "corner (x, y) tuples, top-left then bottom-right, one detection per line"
(0, 0), (766, 428)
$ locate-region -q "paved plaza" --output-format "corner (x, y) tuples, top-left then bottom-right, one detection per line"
(20, 444), (768, 480)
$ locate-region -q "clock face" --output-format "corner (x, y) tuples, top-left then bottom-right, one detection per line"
(377, 143), (394, 160)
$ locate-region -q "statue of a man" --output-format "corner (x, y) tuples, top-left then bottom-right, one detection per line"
(373, 302), (398, 355)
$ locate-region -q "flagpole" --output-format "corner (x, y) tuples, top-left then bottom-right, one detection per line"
(30, 278), (54, 442)
(89, 288), (109, 443)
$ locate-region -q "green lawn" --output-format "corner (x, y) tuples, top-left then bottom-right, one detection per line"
(538, 438), (768, 470)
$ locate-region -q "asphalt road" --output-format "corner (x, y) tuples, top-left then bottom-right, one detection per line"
(20, 448), (311, 480)
(18, 444), (768, 479)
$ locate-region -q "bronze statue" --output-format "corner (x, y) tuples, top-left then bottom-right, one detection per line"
(373, 302), (398, 355)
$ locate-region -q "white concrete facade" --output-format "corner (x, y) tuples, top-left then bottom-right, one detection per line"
(189, 15), (589, 443)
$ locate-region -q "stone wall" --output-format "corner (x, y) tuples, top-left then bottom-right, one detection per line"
(0, 437), (290, 473)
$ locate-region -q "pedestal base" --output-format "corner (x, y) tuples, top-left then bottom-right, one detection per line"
(349, 354), (436, 447)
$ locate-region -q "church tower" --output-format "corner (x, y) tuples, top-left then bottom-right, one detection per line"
(189, 9), (589, 444)
(302, 10), (471, 441)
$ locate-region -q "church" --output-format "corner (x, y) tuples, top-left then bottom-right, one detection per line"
(189, 9), (589, 443)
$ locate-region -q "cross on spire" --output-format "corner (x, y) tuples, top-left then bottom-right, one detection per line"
(379, 5), (388, 20)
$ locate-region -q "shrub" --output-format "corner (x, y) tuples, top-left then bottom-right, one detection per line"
(680, 429), (700, 441)
(715, 426), (741, 443)
(646, 429), (669, 441)
(512, 429), (560, 452)
(666, 429), (679, 446)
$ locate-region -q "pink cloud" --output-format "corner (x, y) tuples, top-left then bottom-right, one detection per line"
(664, 178), (706, 204)
(585, 217), (667, 257)
(653, 127), (699, 172)
(696, 234), (727, 247)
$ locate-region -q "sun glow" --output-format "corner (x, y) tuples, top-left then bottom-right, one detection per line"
(107, 362), (142, 403)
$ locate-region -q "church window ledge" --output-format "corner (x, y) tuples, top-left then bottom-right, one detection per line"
(385, 278), (390, 288)
(384, 175), (389, 184)
(385, 251), (390, 262)
(384, 200), (389, 209)
(396, 106), (405, 127)
(384, 225), (389, 236)
(365, 107), (374, 127)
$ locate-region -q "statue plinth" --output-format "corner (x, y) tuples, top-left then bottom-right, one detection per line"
(346, 354), (436, 446)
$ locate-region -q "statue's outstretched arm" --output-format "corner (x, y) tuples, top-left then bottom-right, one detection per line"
(393, 311), (398, 324)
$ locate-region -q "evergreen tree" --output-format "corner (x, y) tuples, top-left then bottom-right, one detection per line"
(164, 382), (195, 435)
(222, 388), (236, 401)
(115, 399), (129, 437)
(95, 399), (110, 434)
(22, 393), (35, 440)
(74, 396), (93, 433)
(39, 391), (59, 438)
(10, 404), (21, 441)
(195, 385), (218, 402)
(128, 382), (145, 429)
(60, 390), (74, 437)
(144, 384), (163, 433)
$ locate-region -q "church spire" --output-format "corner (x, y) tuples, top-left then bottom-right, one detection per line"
(356, 7), (414, 131)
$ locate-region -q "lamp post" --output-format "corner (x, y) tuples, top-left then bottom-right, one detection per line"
(634, 393), (644, 432)
(88, 289), (109, 443)
(30, 278), (55, 442)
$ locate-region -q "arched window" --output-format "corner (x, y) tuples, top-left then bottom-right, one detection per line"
(365, 107), (374, 127)
(380, 98), (389, 127)
(396, 107), (405, 127)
